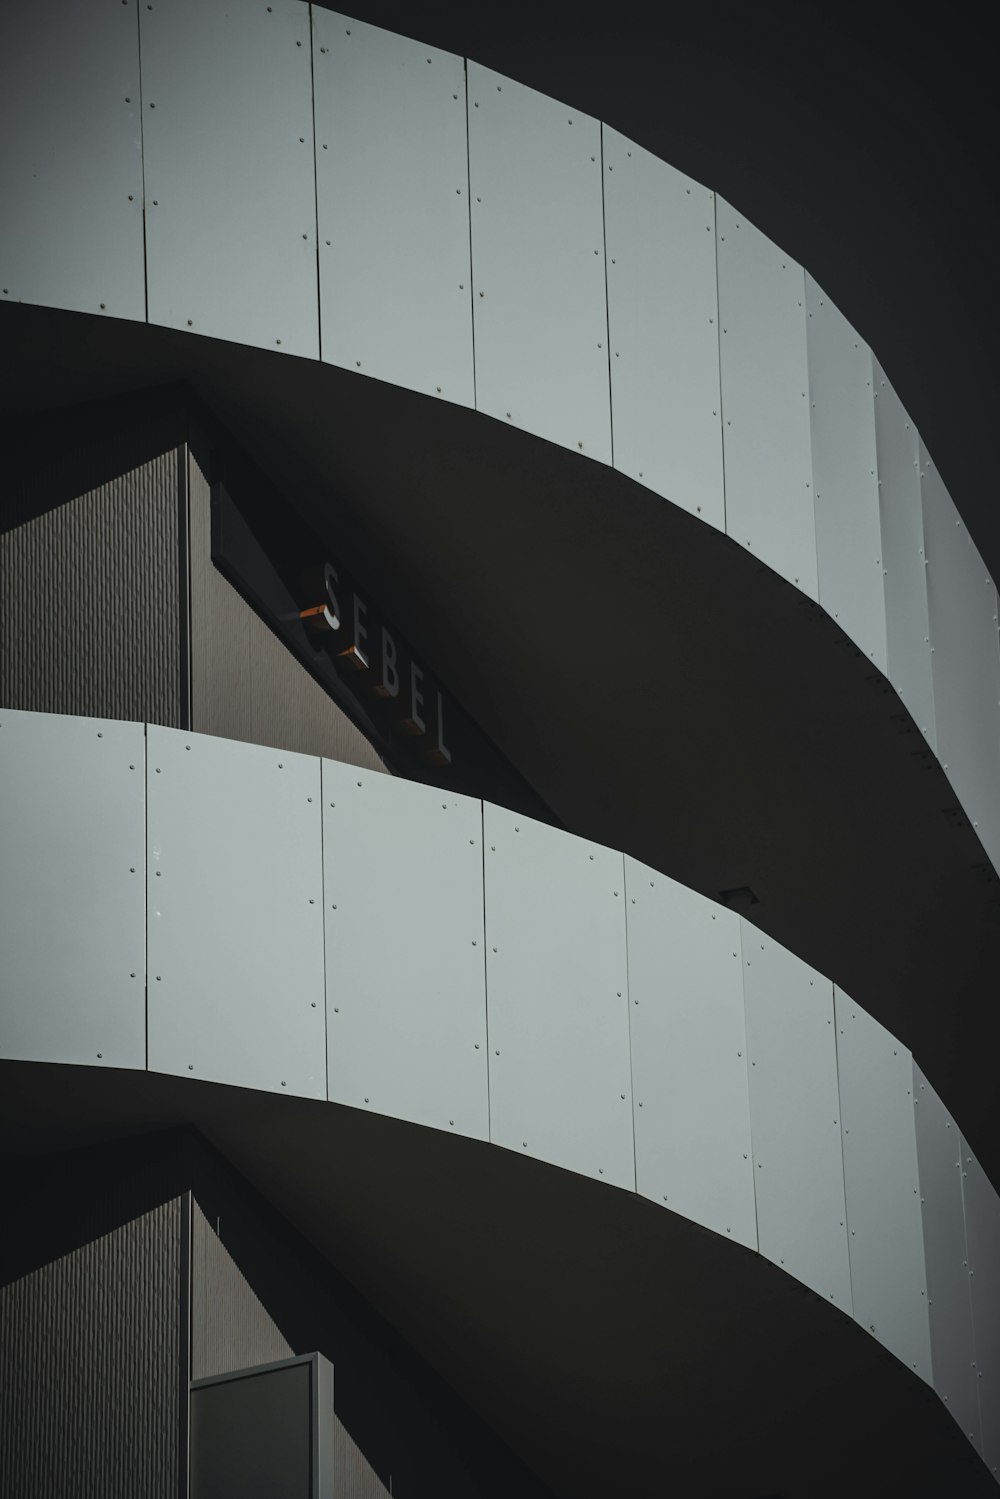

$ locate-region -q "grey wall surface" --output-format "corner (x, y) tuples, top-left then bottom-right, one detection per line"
(0, 440), (184, 728)
(191, 1198), (294, 1382)
(187, 441), (386, 774)
(2, 0), (999, 885)
(0, 1154), (182, 1499)
(3, 709), (998, 1480)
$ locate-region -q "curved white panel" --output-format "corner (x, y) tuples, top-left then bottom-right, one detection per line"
(141, 0), (318, 355)
(962, 1138), (1000, 1475)
(835, 992), (931, 1381)
(0, 0), (144, 321)
(322, 761), (489, 1138)
(922, 448), (1000, 869)
(806, 278), (887, 671)
(0, 709), (146, 1069)
(147, 725), (326, 1097)
(873, 362), (937, 748)
(483, 802), (633, 1188)
(314, 13), (474, 404)
(0, 710), (997, 1473)
(467, 63), (611, 462)
(624, 857), (756, 1248)
(603, 128), (724, 528)
(716, 200), (818, 598)
(742, 928), (851, 1311)
(914, 1064), (981, 1449)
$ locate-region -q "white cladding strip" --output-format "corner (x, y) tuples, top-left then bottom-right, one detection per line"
(805, 277), (887, 672)
(467, 62), (611, 462)
(0, 0), (145, 321)
(3, 1), (999, 883)
(834, 992), (931, 1382)
(0, 709), (997, 1472)
(314, 13), (474, 404)
(913, 1064), (981, 1453)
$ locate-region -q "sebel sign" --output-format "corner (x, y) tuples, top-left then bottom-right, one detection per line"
(209, 475), (550, 818)
(298, 560), (451, 765)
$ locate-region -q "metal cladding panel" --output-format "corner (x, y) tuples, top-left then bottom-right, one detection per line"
(322, 762), (489, 1139)
(805, 278), (888, 671)
(483, 803), (634, 1189)
(922, 447), (1000, 870)
(873, 362), (937, 749)
(146, 724), (326, 1097)
(467, 63), (611, 462)
(913, 1064), (981, 1450)
(962, 1138), (1000, 1475)
(314, 13), (473, 405)
(602, 130), (724, 528)
(716, 201), (818, 598)
(834, 992), (931, 1381)
(0, 0), (144, 320)
(0, 710), (145, 1069)
(141, 0), (318, 356)
(742, 925), (852, 1312)
(624, 857), (756, 1248)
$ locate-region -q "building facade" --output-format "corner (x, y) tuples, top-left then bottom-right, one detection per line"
(1, 3), (999, 1495)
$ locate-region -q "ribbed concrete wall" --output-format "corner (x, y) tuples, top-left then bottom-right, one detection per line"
(0, 1188), (181, 1499)
(187, 439), (385, 773)
(0, 445), (184, 728)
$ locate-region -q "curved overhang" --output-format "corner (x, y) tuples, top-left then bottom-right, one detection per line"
(0, 708), (998, 1491)
(1, 4), (999, 1194)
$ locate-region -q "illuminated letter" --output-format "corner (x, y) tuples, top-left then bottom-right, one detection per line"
(373, 627), (399, 699)
(424, 690), (452, 766)
(337, 592), (369, 671)
(299, 562), (341, 634)
(400, 661), (426, 735)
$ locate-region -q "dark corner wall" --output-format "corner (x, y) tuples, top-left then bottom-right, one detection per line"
(0, 1128), (554, 1499)
(0, 388), (385, 774)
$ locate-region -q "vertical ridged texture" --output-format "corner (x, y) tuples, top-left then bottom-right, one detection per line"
(187, 441), (385, 773)
(190, 1200), (389, 1498)
(191, 1199), (293, 1380)
(333, 1417), (392, 1499)
(0, 1197), (181, 1499)
(0, 449), (182, 726)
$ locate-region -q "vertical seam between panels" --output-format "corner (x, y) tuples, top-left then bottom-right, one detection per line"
(144, 719), (150, 1072)
(464, 60), (478, 410)
(135, 0), (149, 324)
(740, 918), (762, 1255)
(481, 800), (491, 1139)
(622, 854), (637, 1195)
(178, 1188), (192, 1499)
(958, 1136), (986, 1457)
(712, 192), (728, 534)
(600, 122), (614, 468)
(831, 986), (855, 1318)
(320, 758), (330, 1102)
(803, 268), (821, 602)
(308, 6), (323, 363)
(177, 439), (192, 731)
